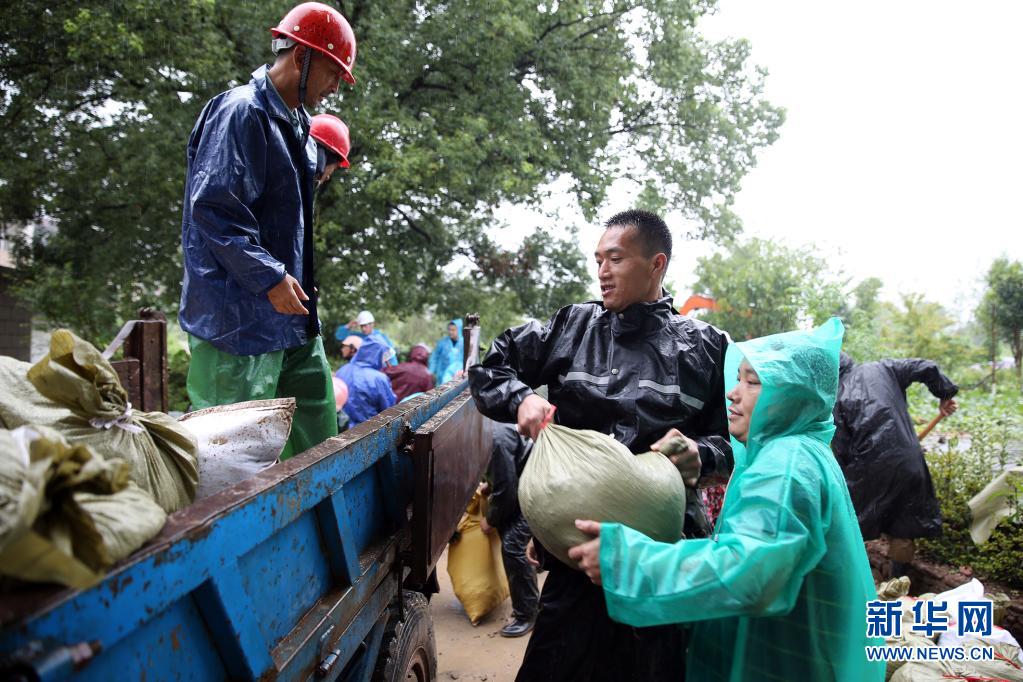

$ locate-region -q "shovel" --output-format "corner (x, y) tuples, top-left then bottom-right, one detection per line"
(917, 412), (946, 441)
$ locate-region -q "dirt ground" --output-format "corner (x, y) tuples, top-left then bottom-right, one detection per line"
(430, 549), (545, 681)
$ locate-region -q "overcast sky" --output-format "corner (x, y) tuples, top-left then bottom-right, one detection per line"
(497, 0), (1022, 321)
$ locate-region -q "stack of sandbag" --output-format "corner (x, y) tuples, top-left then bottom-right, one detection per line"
(0, 330), (198, 512)
(0, 425), (167, 588)
(178, 398), (295, 499)
(447, 491), (509, 624)
(518, 423), (686, 567)
(875, 577), (1023, 681)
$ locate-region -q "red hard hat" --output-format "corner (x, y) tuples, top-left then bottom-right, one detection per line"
(310, 114), (351, 168)
(271, 3), (357, 85)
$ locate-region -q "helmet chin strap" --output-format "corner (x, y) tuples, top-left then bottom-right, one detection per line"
(298, 46), (312, 147)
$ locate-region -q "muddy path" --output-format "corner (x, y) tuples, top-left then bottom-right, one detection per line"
(430, 549), (546, 681)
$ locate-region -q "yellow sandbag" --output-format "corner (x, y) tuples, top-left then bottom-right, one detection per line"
(447, 491), (509, 625)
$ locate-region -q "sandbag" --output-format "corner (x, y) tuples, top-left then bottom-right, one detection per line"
(447, 491), (509, 625)
(878, 576), (912, 600)
(890, 636), (1023, 681)
(882, 634), (937, 681)
(0, 330), (198, 512)
(179, 398), (295, 499)
(0, 426), (167, 588)
(518, 423), (686, 567)
(969, 465), (1023, 545)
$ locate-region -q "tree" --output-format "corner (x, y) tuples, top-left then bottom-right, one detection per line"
(692, 238), (845, 340)
(981, 257), (1023, 386)
(2, 0), (782, 343)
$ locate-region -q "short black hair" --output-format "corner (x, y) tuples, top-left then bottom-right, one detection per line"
(604, 209), (672, 264)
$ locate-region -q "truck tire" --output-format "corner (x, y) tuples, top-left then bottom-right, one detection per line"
(373, 590), (437, 682)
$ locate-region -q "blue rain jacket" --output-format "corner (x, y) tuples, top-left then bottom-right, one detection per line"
(332, 327), (398, 366)
(336, 336), (397, 427)
(179, 66), (319, 356)
(428, 319), (463, 382)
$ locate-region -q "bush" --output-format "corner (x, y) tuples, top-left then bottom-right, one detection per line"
(917, 385), (1023, 588)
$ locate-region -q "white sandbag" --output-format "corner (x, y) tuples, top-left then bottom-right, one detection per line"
(178, 399), (295, 499)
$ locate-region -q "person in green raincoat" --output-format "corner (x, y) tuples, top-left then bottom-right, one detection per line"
(568, 318), (884, 681)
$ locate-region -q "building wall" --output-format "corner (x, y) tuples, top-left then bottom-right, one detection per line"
(0, 267), (32, 360)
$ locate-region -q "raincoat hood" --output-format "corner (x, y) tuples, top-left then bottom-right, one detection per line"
(352, 335), (391, 369)
(409, 345), (430, 365)
(839, 351), (855, 376)
(726, 317), (844, 464)
(599, 316), (884, 682)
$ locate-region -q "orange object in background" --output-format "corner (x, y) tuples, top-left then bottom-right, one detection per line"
(678, 294), (718, 316)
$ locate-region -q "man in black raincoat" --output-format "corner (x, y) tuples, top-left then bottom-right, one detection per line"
(469, 209), (732, 682)
(832, 353), (959, 576)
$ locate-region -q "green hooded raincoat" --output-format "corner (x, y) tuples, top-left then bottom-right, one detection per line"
(599, 318), (884, 681)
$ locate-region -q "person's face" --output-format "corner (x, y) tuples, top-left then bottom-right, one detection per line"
(360, 322), (374, 335)
(301, 48), (344, 107)
(594, 225), (666, 313)
(725, 360), (762, 444)
(447, 324), (458, 340)
(316, 160), (341, 187)
(340, 342), (356, 359)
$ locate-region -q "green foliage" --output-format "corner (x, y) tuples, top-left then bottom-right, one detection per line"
(980, 257), (1023, 386)
(692, 237), (845, 340)
(2, 0), (781, 341)
(918, 385), (1023, 588)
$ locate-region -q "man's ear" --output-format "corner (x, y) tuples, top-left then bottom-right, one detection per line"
(652, 253), (668, 279)
(291, 44), (307, 70)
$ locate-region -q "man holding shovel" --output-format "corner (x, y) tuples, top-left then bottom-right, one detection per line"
(832, 353), (959, 577)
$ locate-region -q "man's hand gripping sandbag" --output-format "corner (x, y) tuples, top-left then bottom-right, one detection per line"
(517, 408), (687, 567)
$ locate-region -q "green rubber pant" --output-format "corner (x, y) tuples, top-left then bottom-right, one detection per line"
(186, 335), (338, 460)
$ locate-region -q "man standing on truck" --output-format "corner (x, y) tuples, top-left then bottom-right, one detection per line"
(469, 209), (732, 682)
(179, 3), (356, 460)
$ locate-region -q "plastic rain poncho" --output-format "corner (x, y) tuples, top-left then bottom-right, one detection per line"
(428, 319), (463, 383)
(599, 318), (884, 682)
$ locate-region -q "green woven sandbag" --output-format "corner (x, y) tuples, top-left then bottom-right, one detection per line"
(518, 423), (686, 568)
(0, 425), (167, 589)
(0, 330), (197, 512)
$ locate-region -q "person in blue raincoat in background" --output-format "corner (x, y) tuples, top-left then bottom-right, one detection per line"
(428, 319), (463, 383)
(335, 311), (398, 366)
(179, 3), (357, 459)
(569, 318), (884, 682)
(336, 336), (397, 427)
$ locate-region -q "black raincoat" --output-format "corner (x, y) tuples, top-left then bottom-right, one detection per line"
(832, 355), (958, 540)
(469, 292), (731, 682)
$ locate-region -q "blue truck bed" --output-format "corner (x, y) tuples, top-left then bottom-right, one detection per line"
(0, 379), (493, 682)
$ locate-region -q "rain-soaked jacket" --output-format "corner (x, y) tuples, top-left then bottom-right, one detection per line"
(832, 355), (958, 540)
(600, 318), (884, 682)
(179, 66), (319, 356)
(469, 293), (732, 505)
(469, 293), (731, 682)
(383, 345), (434, 402)
(428, 319), (463, 383)
(336, 336), (397, 427)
